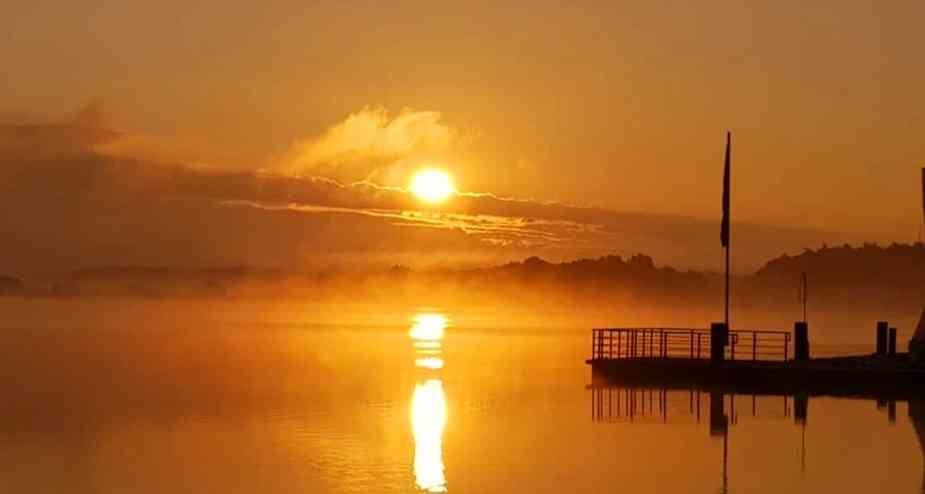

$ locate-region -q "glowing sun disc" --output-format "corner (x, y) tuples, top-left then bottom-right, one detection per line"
(410, 169), (455, 203)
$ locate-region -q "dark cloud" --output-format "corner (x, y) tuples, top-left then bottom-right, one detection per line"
(0, 118), (857, 275)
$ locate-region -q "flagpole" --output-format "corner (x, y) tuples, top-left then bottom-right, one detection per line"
(919, 167), (924, 244)
(723, 131), (732, 329)
(725, 229), (730, 328)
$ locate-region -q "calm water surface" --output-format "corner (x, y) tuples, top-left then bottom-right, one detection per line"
(0, 300), (921, 493)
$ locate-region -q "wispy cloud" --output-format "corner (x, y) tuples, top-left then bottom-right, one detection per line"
(279, 106), (459, 184)
(226, 200), (590, 247)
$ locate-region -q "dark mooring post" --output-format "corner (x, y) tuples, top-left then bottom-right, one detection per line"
(711, 322), (729, 363)
(709, 391), (728, 437)
(794, 321), (810, 361)
(877, 321), (889, 356)
(888, 327), (897, 356)
(794, 394), (809, 425)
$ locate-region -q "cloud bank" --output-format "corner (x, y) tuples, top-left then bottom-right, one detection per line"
(0, 108), (855, 275)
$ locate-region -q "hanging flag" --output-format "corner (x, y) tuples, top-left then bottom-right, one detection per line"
(721, 132), (731, 247)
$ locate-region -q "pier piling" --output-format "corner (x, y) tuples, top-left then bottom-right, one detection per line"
(794, 322), (810, 361)
(709, 391), (728, 436)
(877, 321), (889, 356)
(710, 323), (728, 363)
(794, 394), (809, 425)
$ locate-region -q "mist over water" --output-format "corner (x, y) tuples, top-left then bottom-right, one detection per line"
(0, 299), (921, 493)
(3, 0), (924, 491)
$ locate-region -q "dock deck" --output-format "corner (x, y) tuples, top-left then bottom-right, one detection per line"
(587, 327), (925, 399)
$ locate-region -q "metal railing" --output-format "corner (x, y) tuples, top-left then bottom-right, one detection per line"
(591, 327), (792, 362)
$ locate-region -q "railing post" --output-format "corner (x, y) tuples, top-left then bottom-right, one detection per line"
(752, 332), (757, 361)
(690, 331), (694, 359)
(592, 329), (596, 359)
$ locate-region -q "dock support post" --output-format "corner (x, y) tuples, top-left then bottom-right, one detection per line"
(794, 394), (809, 425)
(794, 322), (810, 361)
(888, 327), (897, 356)
(877, 321), (889, 355)
(711, 323), (728, 363)
(709, 391), (728, 436)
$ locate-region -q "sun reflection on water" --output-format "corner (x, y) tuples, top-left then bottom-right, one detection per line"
(414, 357), (445, 370)
(409, 313), (447, 342)
(411, 379), (448, 492)
(409, 312), (448, 492)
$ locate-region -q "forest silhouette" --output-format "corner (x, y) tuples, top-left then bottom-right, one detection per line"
(1, 243), (920, 324)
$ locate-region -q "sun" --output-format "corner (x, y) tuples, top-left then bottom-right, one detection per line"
(409, 169), (455, 203)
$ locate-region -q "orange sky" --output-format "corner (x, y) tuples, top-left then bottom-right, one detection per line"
(1, 1), (923, 273)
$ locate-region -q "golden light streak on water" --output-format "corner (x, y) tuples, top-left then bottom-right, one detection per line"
(411, 379), (448, 493)
(409, 313), (447, 342)
(409, 311), (448, 491)
(414, 357), (445, 370)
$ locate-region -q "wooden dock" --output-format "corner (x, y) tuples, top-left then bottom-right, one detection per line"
(587, 327), (925, 399)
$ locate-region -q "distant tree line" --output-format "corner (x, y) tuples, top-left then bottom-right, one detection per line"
(0, 276), (24, 296)
(1, 243), (922, 309)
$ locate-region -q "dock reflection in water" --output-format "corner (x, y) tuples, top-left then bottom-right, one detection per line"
(409, 313), (449, 493)
(591, 385), (925, 492)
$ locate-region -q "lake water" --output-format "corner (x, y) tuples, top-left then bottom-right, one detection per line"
(0, 300), (921, 493)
